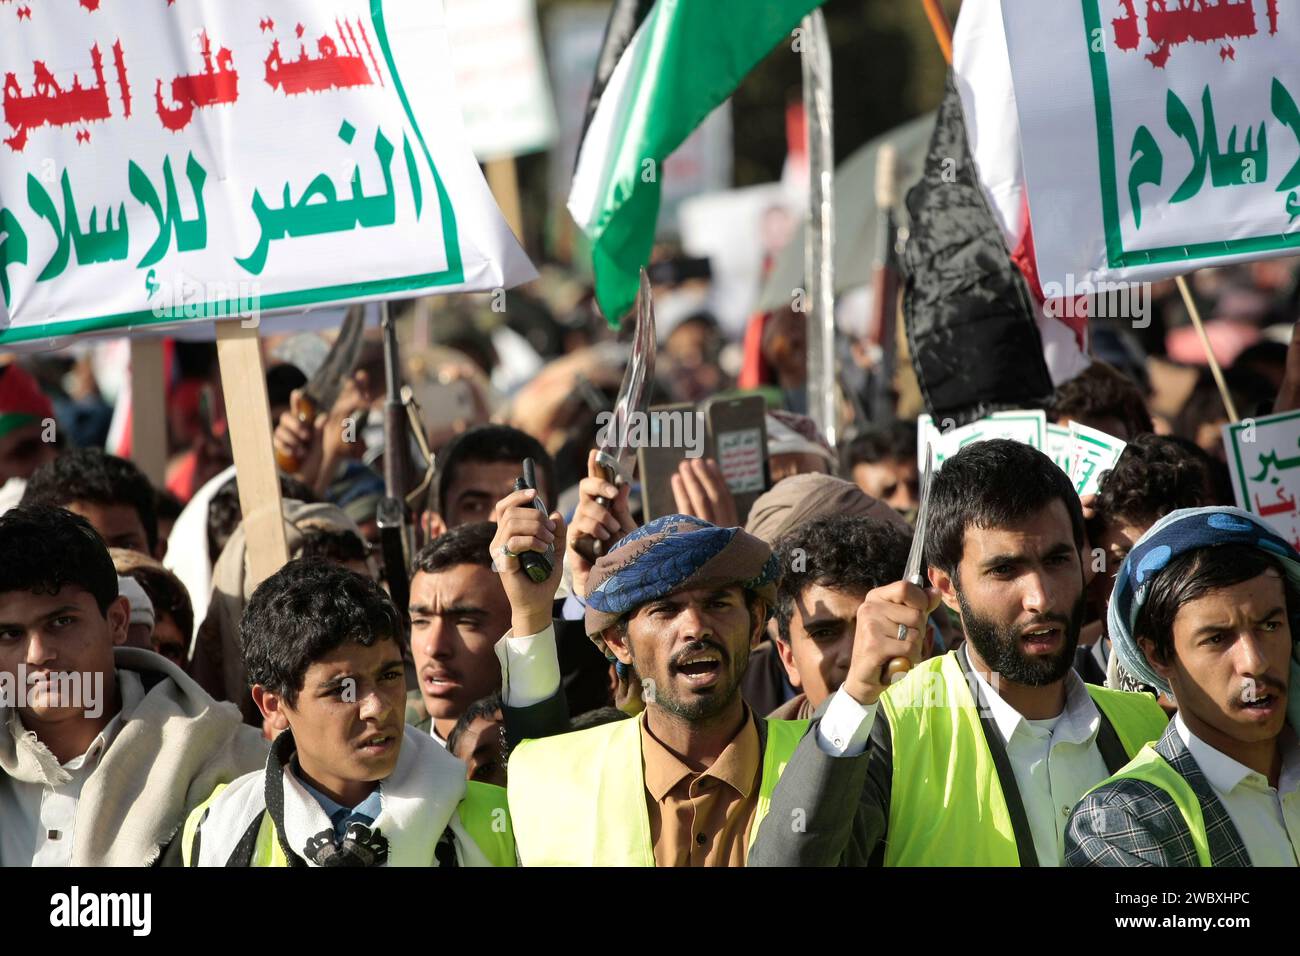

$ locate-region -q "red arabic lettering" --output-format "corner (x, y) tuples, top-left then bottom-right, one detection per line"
(155, 31), (238, 131)
(263, 19), (380, 95)
(3, 44), (111, 152)
(1111, 0), (1273, 69)
(113, 39), (131, 118)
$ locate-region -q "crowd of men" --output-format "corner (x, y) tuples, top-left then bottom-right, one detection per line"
(1, 257), (1299, 867)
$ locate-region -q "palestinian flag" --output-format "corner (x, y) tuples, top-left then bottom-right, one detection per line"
(570, 0), (827, 325)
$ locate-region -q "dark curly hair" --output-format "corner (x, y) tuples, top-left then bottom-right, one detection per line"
(21, 447), (159, 553)
(411, 521), (495, 574)
(1094, 433), (1213, 531)
(926, 439), (1084, 581)
(0, 505), (118, 615)
(241, 559), (402, 705)
(773, 515), (912, 643)
(1051, 361), (1152, 440)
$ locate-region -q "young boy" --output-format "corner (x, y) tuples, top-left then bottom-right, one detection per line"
(0, 505), (265, 866)
(183, 560), (513, 866)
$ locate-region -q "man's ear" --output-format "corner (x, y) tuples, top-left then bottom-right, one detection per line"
(772, 636), (802, 689)
(421, 510), (447, 545)
(749, 598), (770, 645)
(252, 684), (292, 734)
(154, 537), (168, 562)
(1138, 637), (1175, 684)
(601, 627), (634, 666)
(106, 595), (130, 647)
(928, 563), (961, 614)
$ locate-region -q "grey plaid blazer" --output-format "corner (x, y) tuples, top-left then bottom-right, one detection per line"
(1064, 721), (1252, 867)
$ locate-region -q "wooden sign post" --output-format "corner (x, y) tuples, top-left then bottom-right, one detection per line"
(486, 157), (525, 242)
(129, 337), (168, 487)
(215, 319), (288, 588)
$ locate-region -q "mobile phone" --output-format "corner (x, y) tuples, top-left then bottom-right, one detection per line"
(636, 402), (697, 521)
(514, 457), (554, 583)
(702, 394), (769, 524)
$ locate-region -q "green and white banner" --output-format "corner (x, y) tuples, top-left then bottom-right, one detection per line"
(1001, 0), (1300, 289)
(0, 0), (534, 347)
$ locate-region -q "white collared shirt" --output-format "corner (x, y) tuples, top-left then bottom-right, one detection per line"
(0, 706), (127, 867)
(819, 661), (1110, 866)
(1175, 712), (1300, 866)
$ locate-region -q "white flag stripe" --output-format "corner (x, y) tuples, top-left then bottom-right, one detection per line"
(568, 13), (654, 230)
(953, 0), (1025, 249)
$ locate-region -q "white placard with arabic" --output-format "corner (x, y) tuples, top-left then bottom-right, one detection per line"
(1046, 423), (1073, 476)
(1067, 422), (1126, 497)
(1000, 0), (1300, 291)
(445, 0), (558, 162)
(917, 410), (1046, 473)
(1224, 410), (1300, 548)
(0, 0), (534, 348)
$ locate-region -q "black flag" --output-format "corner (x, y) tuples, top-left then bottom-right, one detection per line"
(901, 72), (1055, 427)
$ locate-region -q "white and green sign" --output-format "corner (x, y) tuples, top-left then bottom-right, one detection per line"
(0, 0), (533, 347)
(1002, 0), (1300, 289)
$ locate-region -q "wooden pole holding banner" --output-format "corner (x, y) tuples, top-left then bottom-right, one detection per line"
(921, 0), (954, 64)
(486, 157), (525, 242)
(214, 319), (289, 588)
(1176, 274), (1240, 423)
(129, 337), (168, 487)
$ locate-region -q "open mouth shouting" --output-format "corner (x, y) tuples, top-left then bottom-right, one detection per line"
(670, 642), (728, 689)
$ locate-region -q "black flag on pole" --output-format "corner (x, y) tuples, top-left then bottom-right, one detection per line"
(901, 72), (1055, 427)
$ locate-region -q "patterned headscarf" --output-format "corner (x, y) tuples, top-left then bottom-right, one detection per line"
(583, 514), (779, 651)
(1108, 506), (1300, 730)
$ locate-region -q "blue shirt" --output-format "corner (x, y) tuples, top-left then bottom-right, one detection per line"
(293, 759), (383, 839)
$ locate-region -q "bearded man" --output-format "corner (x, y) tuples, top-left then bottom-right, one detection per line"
(750, 439), (1168, 867)
(492, 482), (813, 866)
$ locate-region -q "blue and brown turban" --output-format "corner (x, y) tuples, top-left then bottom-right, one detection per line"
(584, 514), (780, 649)
(1109, 506), (1300, 729)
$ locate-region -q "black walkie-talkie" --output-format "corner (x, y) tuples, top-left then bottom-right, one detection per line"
(514, 458), (554, 583)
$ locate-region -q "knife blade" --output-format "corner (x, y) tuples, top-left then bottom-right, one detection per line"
(573, 270), (656, 563)
(276, 304), (367, 474)
(887, 442), (933, 680)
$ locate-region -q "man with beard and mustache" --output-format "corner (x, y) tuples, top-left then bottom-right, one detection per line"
(491, 490), (808, 865)
(1067, 508), (1300, 866)
(750, 439), (1168, 866)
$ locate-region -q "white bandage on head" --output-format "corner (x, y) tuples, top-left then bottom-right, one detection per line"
(117, 575), (155, 631)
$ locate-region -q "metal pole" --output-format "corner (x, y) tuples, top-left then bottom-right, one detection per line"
(801, 8), (837, 451)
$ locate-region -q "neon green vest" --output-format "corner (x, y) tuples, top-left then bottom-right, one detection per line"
(182, 780), (515, 867)
(506, 714), (809, 866)
(878, 651), (1168, 866)
(1087, 745), (1212, 866)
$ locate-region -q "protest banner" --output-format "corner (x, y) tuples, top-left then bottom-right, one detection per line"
(1067, 421), (1126, 497)
(0, 0), (535, 585)
(917, 409), (1046, 472)
(0, 0), (534, 347)
(1224, 409), (1300, 548)
(1046, 423), (1073, 477)
(1000, 0), (1300, 291)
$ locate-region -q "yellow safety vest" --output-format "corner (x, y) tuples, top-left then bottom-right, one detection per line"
(1085, 745), (1213, 866)
(506, 714), (809, 866)
(182, 780), (515, 867)
(878, 651), (1168, 866)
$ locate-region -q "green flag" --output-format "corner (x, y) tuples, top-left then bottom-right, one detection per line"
(568, 0), (826, 325)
